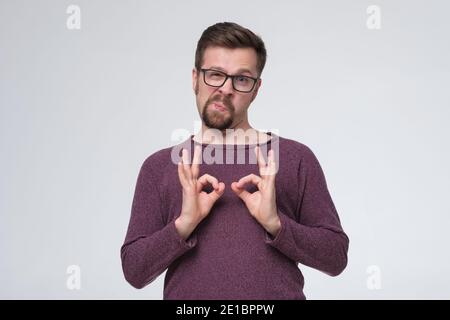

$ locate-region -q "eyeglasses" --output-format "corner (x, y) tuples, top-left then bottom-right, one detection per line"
(200, 68), (259, 93)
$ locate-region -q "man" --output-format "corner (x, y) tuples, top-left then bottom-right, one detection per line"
(121, 22), (349, 299)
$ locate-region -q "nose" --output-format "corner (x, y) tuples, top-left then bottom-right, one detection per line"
(218, 77), (234, 95)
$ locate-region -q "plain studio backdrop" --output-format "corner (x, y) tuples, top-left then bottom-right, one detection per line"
(1, 0), (449, 299)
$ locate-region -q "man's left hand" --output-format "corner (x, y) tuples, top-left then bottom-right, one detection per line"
(231, 146), (281, 237)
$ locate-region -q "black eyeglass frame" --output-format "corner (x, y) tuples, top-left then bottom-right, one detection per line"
(200, 68), (259, 93)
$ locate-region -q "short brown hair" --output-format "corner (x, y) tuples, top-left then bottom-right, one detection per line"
(195, 22), (267, 77)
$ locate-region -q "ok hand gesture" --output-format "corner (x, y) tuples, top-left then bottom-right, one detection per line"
(175, 145), (225, 239)
(231, 146), (281, 237)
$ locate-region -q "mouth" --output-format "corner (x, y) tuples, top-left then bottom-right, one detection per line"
(212, 103), (227, 112)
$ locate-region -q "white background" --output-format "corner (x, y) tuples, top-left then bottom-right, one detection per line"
(1, 0), (449, 299)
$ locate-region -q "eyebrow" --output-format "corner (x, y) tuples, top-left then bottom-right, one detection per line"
(208, 66), (255, 77)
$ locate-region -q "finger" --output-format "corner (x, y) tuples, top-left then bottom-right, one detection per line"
(265, 149), (277, 177)
(207, 182), (225, 202)
(197, 173), (219, 190)
(236, 173), (261, 188)
(254, 146), (267, 177)
(267, 149), (274, 166)
(191, 145), (201, 179)
(177, 161), (188, 187)
(181, 148), (192, 180)
(254, 146), (267, 167)
(231, 181), (252, 203)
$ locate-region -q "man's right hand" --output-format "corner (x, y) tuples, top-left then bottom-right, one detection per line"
(175, 145), (225, 240)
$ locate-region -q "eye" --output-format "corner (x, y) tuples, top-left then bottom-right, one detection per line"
(208, 71), (225, 79)
(236, 76), (250, 83)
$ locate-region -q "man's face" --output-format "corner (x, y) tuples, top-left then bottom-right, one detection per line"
(192, 46), (262, 131)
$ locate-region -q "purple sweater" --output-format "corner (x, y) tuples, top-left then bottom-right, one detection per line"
(121, 132), (349, 299)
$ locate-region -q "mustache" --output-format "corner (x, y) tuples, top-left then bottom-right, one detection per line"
(207, 95), (234, 110)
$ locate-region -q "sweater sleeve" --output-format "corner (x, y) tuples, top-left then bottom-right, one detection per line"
(120, 156), (197, 289)
(265, 146), (349, 276)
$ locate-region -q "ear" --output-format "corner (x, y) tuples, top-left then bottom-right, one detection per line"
(250, 78), (262, 103)
(192, 68), (198, 92)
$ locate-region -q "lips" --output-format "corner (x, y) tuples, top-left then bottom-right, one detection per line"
(212, 103), (227, 112)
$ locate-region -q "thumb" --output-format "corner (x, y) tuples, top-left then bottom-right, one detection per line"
(231, 182), (251, 203)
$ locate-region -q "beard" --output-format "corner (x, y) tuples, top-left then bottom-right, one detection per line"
(195, 82), (235, 130)
(202, 97), (234, 130)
